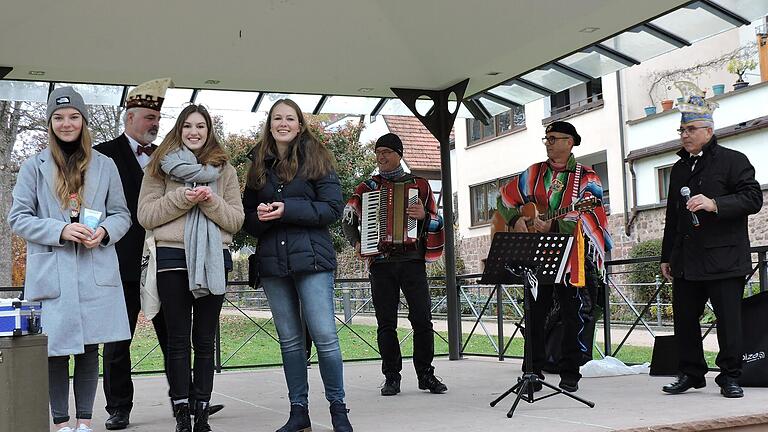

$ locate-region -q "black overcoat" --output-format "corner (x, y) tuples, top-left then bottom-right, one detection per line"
(94, 134), (155, 282)
(661, 136), (763, 281)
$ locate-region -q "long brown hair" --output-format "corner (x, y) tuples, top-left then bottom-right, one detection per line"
(48, 125), (93, 208)
(146, 104), (229, 179)
(246, 99), (336, 190)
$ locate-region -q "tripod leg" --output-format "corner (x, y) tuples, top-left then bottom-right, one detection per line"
(490, 380), (522, 407)
(539, 380), (595, 408)
(506, 379), (529, 418)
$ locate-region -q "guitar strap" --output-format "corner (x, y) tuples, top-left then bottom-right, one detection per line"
(572, 163), (583, 202)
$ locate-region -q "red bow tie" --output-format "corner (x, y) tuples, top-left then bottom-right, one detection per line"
(137, 145), (154, 156)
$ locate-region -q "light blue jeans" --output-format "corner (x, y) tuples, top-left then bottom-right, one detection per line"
(262, 271), (345, 406)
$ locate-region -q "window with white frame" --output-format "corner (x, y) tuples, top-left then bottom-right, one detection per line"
(657, 165), (673, 202)
(467, 105), (525, 145)
(469, 175), (516, 226)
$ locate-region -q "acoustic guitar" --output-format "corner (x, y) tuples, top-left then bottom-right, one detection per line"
(491, 196), (601, 234)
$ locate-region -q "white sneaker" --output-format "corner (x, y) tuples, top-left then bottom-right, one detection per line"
(75, 424), (92, 432)
(55, 427), (74, 432)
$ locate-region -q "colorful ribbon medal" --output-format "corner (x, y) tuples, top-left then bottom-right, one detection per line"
(68, 192), (80, 218)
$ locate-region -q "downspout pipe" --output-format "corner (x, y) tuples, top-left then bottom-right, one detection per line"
(615, 71), (637, 236)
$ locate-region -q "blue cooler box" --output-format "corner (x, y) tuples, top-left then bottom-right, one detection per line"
(0, 300), (42, 337)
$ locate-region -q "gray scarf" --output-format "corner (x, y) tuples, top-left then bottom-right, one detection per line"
(161, 147), (224, 298)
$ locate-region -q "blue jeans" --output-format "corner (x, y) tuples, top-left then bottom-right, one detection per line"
(262, 271), (346, 406)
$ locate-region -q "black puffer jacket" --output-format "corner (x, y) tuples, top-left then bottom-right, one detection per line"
(242, 156), (343, 278)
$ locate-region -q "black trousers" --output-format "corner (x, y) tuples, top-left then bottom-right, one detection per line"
(369, 260), (434, 378)
(157, 271), (224, 402)
(525, 283), (583, 383)
(102, 280), (169, 413)
(673, 276), (743, 382)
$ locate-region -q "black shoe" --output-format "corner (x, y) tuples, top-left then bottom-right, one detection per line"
(418, 368), (448, 394)
(329, 401), (353, 432)
(105, 409), (130, 430)
(208, 404), (224, 416)
(193, 401), (212, 432)
(380, 376), (401, 396)
(719, 380), (744, 398)
(175, 403), (192, 432)
(276, 404), (312, 432)
(662, 375), (706, 394)
(177, 399), (224, 418)
(558, 378), (579, 393)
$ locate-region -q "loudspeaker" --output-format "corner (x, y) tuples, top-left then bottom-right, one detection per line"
(650, 335), (679, 376)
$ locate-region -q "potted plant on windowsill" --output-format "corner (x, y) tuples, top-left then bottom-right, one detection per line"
(727, 58), (756, 90)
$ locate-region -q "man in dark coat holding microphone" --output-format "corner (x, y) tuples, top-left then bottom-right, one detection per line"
(660, 81), (762, 398)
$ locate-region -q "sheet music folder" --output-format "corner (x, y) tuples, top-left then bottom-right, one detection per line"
(480, 232), (573, 286)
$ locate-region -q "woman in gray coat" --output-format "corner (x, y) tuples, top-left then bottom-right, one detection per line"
(8, 87), (131, 432)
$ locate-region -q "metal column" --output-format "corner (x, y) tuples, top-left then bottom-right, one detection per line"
(391, 79), (468, 360)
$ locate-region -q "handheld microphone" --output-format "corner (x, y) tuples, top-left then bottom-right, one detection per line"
(680, 187), (700, 227)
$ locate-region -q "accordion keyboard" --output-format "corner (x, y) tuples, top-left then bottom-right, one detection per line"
(360, 190), (381, 255)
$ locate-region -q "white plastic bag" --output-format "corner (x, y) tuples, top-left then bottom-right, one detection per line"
(140, 232), (161, 320)
(580, 356), (650, 377)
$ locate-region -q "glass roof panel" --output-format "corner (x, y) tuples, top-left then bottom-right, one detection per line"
(319, 96), (381, 115)
(559, 51), (626, 78)
(520, 68), (583, 93)
(651, 3), (735, 43)
(195, 90), (259, 111)
(712, 0), (768, 21)
(447, 100), (473, 119)
(0, 80), (49, 102)
(477, 97), (511, 116)
(163, 89), (195, 108)
(257, 93), (322, 113)
(601, 28), (678, 62)
(487, 83), (541, 105)
(54, 82), (123, 106)
(378, 99), (435, 116)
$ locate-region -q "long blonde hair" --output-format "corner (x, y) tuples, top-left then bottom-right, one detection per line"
(146, 104), (229, 179)
(48, 125), (93, 208)
(246, 99), (336, 190)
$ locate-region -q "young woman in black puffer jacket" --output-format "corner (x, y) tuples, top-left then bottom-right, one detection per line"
(242, 99), (352, 432)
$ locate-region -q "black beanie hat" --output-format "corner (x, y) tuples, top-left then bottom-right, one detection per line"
(375, 133), (404, 157)
(545, 121), (581, 146)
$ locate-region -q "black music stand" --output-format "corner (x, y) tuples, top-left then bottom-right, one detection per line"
(482, 232), (595, 417)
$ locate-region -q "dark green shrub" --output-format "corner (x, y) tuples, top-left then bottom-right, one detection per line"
(628, 239), (671, 304)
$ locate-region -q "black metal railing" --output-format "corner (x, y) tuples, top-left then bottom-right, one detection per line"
(2, 245), (765, 373)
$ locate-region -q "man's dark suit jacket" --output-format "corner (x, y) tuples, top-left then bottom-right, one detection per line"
(661, 136), (763, 281)
(94, 134), (155, 282)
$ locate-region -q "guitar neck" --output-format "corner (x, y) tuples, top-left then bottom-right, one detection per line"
(542, 205), (574, 222)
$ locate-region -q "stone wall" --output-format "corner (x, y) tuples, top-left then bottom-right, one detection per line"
(458, 190), (768, 271)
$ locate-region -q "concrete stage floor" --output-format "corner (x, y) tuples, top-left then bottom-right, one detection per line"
(63, 357), (768, 431)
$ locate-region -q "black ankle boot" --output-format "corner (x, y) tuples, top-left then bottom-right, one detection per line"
(193, 401), (212, 432)
(276, 404), (311, 432)
(329, 401), (353, 432)
(174, 403), (192, 432)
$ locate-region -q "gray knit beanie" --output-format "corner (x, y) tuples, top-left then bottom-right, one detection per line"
(46, 87), (89, 124)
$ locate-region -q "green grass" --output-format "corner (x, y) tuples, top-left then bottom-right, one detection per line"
(126, 313), (719, 373)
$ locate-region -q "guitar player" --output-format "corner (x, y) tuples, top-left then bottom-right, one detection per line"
(492, 121), (612, 393)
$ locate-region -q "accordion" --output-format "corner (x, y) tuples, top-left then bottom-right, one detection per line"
(360, 181), (419, 256)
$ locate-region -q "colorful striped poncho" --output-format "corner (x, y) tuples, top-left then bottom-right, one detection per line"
(342, 174), (444, 263)
(496, 155), (612, 286)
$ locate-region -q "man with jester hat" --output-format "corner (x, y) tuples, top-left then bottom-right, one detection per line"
(493, 121), (612, 393)
(660, 82), (762, 399)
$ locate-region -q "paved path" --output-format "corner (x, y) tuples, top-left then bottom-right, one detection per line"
(56, 357), (768, 431)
